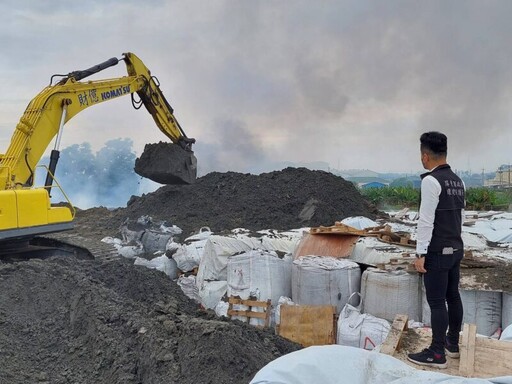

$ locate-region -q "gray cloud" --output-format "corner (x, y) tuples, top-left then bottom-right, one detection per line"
(1, 0), (512, 175)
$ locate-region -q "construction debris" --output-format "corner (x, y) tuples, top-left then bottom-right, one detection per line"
(3, 167), (512, 382)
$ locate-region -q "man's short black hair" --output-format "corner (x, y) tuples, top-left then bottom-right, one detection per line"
(420, 131), (447, 157)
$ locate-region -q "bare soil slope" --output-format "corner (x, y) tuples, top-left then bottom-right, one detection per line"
(75, 167), (378, 239)
(0, 257), (299, 384)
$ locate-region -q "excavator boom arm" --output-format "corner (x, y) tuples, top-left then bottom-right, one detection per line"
(0, 52), (194, 189)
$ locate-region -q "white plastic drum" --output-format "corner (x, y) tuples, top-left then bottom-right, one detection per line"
(361, 268), (422, 322)
(292, 256), (361, 314)
(461, 289), (502, 336)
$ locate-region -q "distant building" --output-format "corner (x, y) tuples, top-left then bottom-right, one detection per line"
(485, 165), (512, 189)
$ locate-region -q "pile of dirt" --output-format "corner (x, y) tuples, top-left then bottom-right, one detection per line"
(134, 142), (197, 185)
(0, 256), (300, 384)
(75, 167), (378, 239)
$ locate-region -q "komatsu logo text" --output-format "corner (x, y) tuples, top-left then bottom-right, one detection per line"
(101, 85), (131, 100)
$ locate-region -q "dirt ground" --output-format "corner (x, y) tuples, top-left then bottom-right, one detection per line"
(0, 256), (300, 384)
(2, 167), (375, 384)
(460, 251), (512, 292)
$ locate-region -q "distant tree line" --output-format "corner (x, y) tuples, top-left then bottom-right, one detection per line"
(361, 186), (511, 211)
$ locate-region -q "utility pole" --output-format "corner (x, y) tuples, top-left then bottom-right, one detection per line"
(482, 168), (485, 187)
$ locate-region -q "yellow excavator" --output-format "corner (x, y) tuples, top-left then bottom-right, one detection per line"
(0, 52), (196, 246)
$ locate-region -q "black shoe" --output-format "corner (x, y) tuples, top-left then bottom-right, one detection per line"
(407, 348), (447, 369)
(445, 338), (460, 358)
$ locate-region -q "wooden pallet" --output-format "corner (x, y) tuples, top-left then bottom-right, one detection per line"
(227, 296), (271, 328)
(309, 222), (369, 236)
(459, 323), (512, 378)
(376, 253), (417, 273)
(294, 233), (359, 259)
(278, 305), (337, 347)
(380, 314), (409, 356)
(309, 223), (416, 248)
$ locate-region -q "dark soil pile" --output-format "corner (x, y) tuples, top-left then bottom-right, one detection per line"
(0, 256), (300, 384)
(78, 167), (377, 239)
(134, 142), (197, 185)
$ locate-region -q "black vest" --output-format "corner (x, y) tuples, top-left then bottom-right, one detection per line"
(420, 164), (465, 252)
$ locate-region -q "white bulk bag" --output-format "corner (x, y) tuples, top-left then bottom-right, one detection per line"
(185, 226), (213, 242)
(141, 230), (172, 253)
(117, 241), (145, 259)
(214, 300), (229, 317)
(500, 324), (512, 342)
(292, 256), (361, 314)
(227, 250), (292, 306)
(177, 275), (200, 302)
(134, 255), (178, 279)
(461, 289), (502, 336)
(361, 268), (422, 322)
(337, 292), (391, 350)
(503, 292), (512, 330)
(196, 235), (255, 285)
(340, 216), (378, 230)
(275, 296), (295, 326)
(198, 280), (228, 309)
(250, 344), (512, 384)
(173, 239), (208, 272)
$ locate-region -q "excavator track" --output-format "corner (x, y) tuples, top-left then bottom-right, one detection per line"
(34, 232), (120, 262)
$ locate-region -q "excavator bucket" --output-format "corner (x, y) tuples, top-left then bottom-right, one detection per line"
(134, 142), (197, 185)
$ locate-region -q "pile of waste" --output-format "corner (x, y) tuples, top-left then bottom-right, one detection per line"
(0, 167), (380, 383)
(75, 167), (378, 240)
(0, 256), (300, 384)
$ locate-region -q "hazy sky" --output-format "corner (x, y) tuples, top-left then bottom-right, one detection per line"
(1, 0), (512, 175)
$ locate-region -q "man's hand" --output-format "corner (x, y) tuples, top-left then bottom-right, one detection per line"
(414, 256), (427, 273)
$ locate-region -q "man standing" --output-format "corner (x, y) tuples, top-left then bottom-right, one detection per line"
(407, 131), (465, 369)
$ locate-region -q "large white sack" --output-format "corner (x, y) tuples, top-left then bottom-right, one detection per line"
(185, 226), (213, 242)
(461, 289), (502, 336)
(257, 229), (304, 254)
(361, 268), (422, 322)
(227, 250), (292, 306)
(260, 236), (300, 254)
(337, 293), (390, 350)
(198, 280), (228, 309)
(101, 236), (123, 246)
(274, 297), (295, 326)
(196, 235), (256, 286)
(172, 239), (208, 272)
(292, 256), (361, 314)
(141, 230), (172, 253)
(177, 276), (200, 302)
(501, 324), (512, 342)
(134, 255), (178, 279)
(350, 237), (407, 265)
(341, 216), (378, 230)
(503, 292), (512, 330)
(117, 242), (145, 259)
(214, 300), (229, 318)
(250, 345), (512, 384)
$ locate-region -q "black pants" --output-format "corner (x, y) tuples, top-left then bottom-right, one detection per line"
(423, 250), (464, 354)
